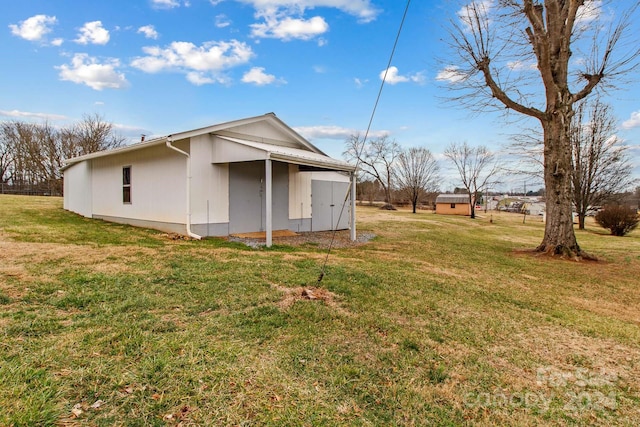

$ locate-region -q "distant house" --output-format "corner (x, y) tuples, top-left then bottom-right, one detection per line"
(435, 194), (472, 216)
(62, 113), (357, 246)
(526, 201), (546, 216)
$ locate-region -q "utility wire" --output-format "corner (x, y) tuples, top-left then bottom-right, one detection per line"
(317, 0), (413, 284)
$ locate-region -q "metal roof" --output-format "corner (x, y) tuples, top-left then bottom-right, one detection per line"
(435, 194), (471, 204)
(216, 136), (355, 172)
(61, 113), (339, 171)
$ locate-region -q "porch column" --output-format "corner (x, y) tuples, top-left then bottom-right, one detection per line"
(350, 171), (356, 241)
(265, 158), (273, 247)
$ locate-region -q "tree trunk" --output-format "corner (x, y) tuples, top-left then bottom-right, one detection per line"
(536, 113), (582, 257)
(469, 193), (475, 219)
(578, 214), (586, 230)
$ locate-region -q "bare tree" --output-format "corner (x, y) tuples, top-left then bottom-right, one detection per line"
(444, 141), (499, 219)
(0, 114), (126, 195)
(394, 147), (440, 213)
(357, 179), (383, 205)
(443, 1), (639, 257)
(509, 97), (636, 230)
(344, 134), (400, 208)
(0, 124), (16, 186)
(62, 113), (126, 159)
(571, 98), (635, 229)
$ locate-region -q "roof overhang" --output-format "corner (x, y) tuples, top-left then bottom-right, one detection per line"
(61, 137), (169, 171)
(213, 136), (355, 172)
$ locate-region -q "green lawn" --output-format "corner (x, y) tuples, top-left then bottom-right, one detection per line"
(1, 195), (639, 426)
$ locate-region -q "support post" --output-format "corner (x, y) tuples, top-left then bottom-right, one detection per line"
(265, 159), (273, 247)
(350, 171), (356, 241)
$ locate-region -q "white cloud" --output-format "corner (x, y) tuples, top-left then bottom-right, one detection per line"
(312, 65), (326, 73)
(75, 21), (110, 45)
(186, 72), (230, 85)
(237, 0), (379, 23)
(240, 0), (378, 42)
(457, 0), (494, 31)
(138, 25), (159, 39)
(379, 66), (425, 85)
(576, 0), (602, 25)
(152, 0), (181, 8)
(9, 14), (57, 42)
(186, 72), (215, 85)
(57, 53), (128, 91)
(215, 14), (232, 28)
(354, 77), (367, 88)
(131, 40), (254, 84)
(622, 111), (640, 130)
(241, 67), (285, 85)
(51, 38), (64, 46)
(294, 125), (388, 140)
(251, 14), (328, 40)
(0, 109), (68, 121)
(436, 66), (468, 84)
(507, 60), (537, 71)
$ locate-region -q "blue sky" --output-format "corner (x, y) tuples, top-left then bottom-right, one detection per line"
(2, 0), (639, 191)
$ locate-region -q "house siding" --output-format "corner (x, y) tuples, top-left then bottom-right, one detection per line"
(191, 134), (229, 226)
(63, 161), (92, 217)
(91, 143), (187, 225)
(288, 164), (312, 220)
(435, 202), (471, 215)
(228, 160), (289, 234)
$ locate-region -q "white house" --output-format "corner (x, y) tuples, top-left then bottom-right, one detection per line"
(62, 113), (357, 246)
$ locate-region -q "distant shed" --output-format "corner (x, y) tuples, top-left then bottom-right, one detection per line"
(435, 194), (472, 216)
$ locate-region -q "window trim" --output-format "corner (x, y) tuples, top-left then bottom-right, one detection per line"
(123, 165), (132, 204)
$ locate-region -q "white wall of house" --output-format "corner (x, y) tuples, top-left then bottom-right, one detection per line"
(310, 171), (350, 183)
(91, 143), (187, 224)
(211, 136), (267, 163)
(226, 122), (298, 148)
(191, 134), (229, 225)
(63, 160), (92, 217)
(288, 164), (312, 220)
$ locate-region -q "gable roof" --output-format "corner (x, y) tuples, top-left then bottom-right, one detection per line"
(435, 194), (471, 204)
(61, 113), (343, 171)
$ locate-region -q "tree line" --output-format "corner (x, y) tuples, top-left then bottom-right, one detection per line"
(0, 114), (125, 196)
(346, 96), (636, 226)
(345, 133), (499, 217)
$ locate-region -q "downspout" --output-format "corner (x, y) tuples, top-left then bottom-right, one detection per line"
(166, 139), (202, 240)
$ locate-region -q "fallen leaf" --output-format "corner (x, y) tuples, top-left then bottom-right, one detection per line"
(71, 403), (83, 417)
(90, 399), (104, 409)
(271, 394), (282, 402)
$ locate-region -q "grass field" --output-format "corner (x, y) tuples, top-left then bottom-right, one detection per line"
(1, 195), (639, 426)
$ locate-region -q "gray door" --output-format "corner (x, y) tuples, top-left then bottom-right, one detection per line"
(228, 161), (289, 234)
(311, 180), (350, 231)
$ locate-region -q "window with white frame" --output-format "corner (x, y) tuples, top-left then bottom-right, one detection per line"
(123, 166), (131, 204)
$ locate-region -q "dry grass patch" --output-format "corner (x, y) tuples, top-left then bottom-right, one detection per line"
(568, 297), (640, 325)
(1, 195), (639, 426)
(268, 281), (345, 313)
